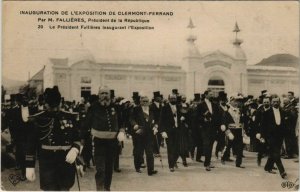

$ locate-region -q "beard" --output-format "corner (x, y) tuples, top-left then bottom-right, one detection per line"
(100, 97), (111, 106)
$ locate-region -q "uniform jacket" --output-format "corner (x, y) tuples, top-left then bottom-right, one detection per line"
(81, 102), (119, 139)
(25, 110), (81, 168)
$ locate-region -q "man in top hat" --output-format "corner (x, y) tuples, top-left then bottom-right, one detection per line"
(110, 89), (123, 173)
(258, 95), (288, 179)
(150, 91), (163, 156)
(196, 90), (221, 171)
(159, 94), (180, 172)
(215, 91), (228, 159)
(129, 95), (158, 175)
(190, 93), (203, 162)
(7, 93), (30, 180)
(25, 86), (82, 190)
(81, 86), (125, 191)
(172, 89), (179, 96)
(220, 94), (246, 168)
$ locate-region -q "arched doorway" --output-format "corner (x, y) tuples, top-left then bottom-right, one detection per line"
(207, 77), (225, 97)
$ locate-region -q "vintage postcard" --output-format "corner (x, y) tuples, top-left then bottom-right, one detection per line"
(1, 1), (299, 191)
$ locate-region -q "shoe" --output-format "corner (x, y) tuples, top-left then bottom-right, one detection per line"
(136, 169), (142, 173)
(170, 168), (175, 172)
(148, 170), (158, 176)
(205, 166), (211, 171)
(226, 159), (234, 162)
(221, 160), (225, 165)
(294, 160), (299, 163)
(183, 162), (188, 167)
(267, 170), (277, 174)
(20, 175), (26, 181)
(257, 159), (261, 167)
(236, 165), (245, 168)
(104, 188), (110, 191)
(209, 165), (215, 168)
(283, 156), (293, 159)
(174, 163), (178, 169)
(272, 166), (277, 170)
(140, 164), (146, 168)
(114, 168), (121, 173)
(281, 172), (288, 179)
(242, 155), (245, 158)
(196, 159), (203, 163)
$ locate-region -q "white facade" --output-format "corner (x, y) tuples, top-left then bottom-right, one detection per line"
(41, 22), (299, 101)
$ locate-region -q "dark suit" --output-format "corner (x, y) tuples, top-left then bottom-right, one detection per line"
(159, 103), (180, 169)
(261, 107), (286, 175)
(129, 105), (155, 173)
(7, 105), (29, 177)
(149, 102), (162, 154)
(196, 100), (221, 167)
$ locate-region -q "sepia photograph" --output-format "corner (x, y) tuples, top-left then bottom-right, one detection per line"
(1, 1), (299, 191)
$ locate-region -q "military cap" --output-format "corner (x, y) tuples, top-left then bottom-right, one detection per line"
(194, 93), (201, 101)
(44, 86), (61, 108)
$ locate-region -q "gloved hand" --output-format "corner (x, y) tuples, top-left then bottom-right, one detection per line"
(133, 125), (139, 131)
(26, 168), (36, 181)
(136, 129), (143, 135)
(225, 129), (234, 140)
(220, 125), (226, 132)
(161, 132), (168, 139)
(256, 133), (261, 140)
(180, 116), (185, 121)
(117, 131), (126, 142)
(260, 138), (265, 143)
(153, 127), (158, 135)
(66, 147), (79, 164)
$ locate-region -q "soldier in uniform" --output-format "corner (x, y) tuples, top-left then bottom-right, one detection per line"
(25, 86), (82, 191)
(220, 94), (246, 168)
(81, 86), (125, 191)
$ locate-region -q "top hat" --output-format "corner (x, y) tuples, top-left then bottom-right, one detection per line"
(218, 91), (227, 101)
(172, 89), (178, 95)
(132, 92), (139, 98)
(194, 93), (201, 101)
(110, 90), (115, 99)
(261, 90), (268, 96)
(153, 91), (161, 98)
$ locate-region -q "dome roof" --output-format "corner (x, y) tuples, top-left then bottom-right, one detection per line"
(255, 53), (299, 68)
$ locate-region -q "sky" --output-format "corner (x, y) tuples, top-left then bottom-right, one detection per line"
(3, 1), (299, 81)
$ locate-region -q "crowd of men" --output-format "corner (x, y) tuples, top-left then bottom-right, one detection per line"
(1, 86), (299, 191)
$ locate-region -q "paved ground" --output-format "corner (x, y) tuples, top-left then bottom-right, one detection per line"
(1, 138), (299, 191)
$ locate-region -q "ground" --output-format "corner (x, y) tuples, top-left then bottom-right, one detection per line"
(1, 138), (299, 191)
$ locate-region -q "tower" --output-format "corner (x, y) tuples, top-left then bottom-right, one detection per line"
(232, 21), (248, 94)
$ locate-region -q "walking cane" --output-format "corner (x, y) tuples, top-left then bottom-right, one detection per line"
(155, 134), (164, 169)
(74, 161), (81, 191)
